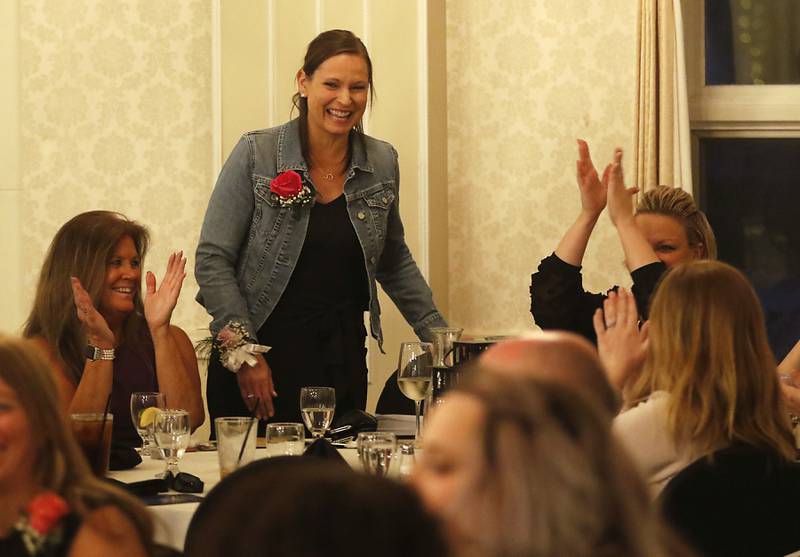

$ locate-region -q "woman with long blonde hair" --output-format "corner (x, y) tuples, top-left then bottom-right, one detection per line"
(595, 261), (795, 495)
(0, 334), (152, 556)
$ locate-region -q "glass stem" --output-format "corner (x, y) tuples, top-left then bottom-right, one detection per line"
(414, 400), (422, 440)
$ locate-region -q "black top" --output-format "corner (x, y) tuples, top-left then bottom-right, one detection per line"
(260, 194), (369, 340)
(530, 253), (667, 344)
(659, 443), (800, 557)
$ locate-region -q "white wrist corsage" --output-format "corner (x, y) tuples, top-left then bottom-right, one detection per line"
(215, 321), (271, 373)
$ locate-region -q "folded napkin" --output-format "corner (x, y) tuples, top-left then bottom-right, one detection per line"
(330, 409), (377, 441)
(105, 477), (166, 497)
(303, 438), (348, 467)
(109, 442), (142, 471)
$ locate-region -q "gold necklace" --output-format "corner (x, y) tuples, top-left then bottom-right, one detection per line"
(310, 155), (345, 181)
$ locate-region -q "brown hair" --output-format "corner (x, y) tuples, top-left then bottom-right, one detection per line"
(23, 211), (149, 384)
(291, 29), (374, 167)
(0, 335), (153, 550)
(448, 373), (683, 557)
(631, 260), (795, 460)
(636, 186), (717, 259)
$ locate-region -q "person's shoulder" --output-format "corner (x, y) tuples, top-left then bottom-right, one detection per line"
(361, 134), (398, 175)
(68, 505), (147, 557)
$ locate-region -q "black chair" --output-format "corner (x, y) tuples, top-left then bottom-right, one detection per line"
(658, 443), (800, 557)
(375, 368), (415, 415)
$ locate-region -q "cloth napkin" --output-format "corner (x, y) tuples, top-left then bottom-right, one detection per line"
(303, 438), (348, 467)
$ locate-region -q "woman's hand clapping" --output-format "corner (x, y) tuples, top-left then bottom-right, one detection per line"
(606, 149), (639, 227)
(593, 288), (649, 392)
(576, 139), (611, 219)
(70, 277), (116, 349)
(144, 251), (187, 334)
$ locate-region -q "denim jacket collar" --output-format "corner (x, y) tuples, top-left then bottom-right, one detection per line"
(276, 119), (374, 176)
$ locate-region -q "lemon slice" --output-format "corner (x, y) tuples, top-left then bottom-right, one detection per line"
(139, 407), (162, 428)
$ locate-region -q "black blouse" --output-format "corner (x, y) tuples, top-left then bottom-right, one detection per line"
(530, 253), (667, 344)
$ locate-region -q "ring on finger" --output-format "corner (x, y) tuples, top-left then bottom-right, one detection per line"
(246, 393), (255, 398)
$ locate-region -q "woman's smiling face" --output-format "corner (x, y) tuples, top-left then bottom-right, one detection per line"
(297, 53), (370, 140)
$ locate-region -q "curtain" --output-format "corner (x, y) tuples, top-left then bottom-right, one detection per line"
(633, 0), (692, 192)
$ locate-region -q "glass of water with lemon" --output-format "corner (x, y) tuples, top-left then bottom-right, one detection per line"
(130, 392), (165, 457)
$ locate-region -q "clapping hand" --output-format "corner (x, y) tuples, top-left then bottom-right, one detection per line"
(71, 276), (115, 348)
(144, 251), (187, 333)
(606, 149), (639, 227)
(593, 288), (649, 391)
(576, 139), (611, 219)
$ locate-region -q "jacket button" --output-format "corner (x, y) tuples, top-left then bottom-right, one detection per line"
(370, 256), (376, 265)
(357, 211), (366, 220)
(382, 196), (388, 204)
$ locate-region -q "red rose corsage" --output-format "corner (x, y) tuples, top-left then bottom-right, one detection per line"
(270, 170), (313, 207)
(15, 492), (70, 555)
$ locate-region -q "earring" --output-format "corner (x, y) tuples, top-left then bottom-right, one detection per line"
(300, 92), (306, 98)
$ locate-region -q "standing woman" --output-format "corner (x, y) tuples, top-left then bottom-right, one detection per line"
(530, 144), (716, 343)
(24, 211), (204, 448)
(196, 30), (446, 428)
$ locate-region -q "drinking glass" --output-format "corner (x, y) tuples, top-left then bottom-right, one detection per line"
(130, 392), (165, 457)
(153, 409), (191, 477)
(266, 423), (305, 457)
(397, 341), (434, 444)
(300, 387), (336, 439)
(70, 413), (113, 477)
(357, 432), (397, 477)
(215, 417), (258, 479)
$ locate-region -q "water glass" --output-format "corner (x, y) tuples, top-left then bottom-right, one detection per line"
(300, 386), (336, 439)
(154, 409), (190, 477)
(266, 422), (305, 457)
(215, 417), (258, 479)
(130, 392), (165, 457)
(357, 432), (397, 477)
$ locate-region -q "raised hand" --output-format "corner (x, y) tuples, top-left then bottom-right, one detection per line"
(71, 276), (115, 348)
(144, 251), (187, 333)
(606, 148), (639, 227)
(576, 139), (610, 218)
(592, 288), (649, 391)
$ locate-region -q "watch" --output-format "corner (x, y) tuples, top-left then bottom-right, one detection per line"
(85, 344), (115, 361)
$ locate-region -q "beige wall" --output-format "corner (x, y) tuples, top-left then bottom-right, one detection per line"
(446, 0), (639, 334)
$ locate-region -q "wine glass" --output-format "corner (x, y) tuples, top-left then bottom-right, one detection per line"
(130, 392), (165, 457)
(153, 409), (190, 477)
(397, 341), (434, 444)
(300, 387), (336, 439)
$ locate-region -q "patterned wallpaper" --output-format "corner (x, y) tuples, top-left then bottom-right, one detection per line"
(18, 0), (213, 339)
(446, 0), (639, 334)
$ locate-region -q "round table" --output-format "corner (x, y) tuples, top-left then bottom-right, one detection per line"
(109, 447), (360, 550)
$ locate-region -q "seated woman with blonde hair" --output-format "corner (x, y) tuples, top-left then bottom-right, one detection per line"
(24, 211), (204, 449)
(0, 334), (152, 556)
(595, 261), (796, 496)
(412, 372), (689, 557)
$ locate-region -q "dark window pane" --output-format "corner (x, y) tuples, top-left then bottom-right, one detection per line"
(698, 138), (800, 360)
(705, 0), (800, 85)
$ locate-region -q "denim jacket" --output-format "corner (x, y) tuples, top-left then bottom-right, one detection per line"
(195, 119), (446, 349)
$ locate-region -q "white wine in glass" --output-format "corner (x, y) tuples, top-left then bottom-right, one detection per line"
(300, 386), (336, 439)
(397, 341), (434, 444)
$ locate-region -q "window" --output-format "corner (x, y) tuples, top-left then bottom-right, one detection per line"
(686, 0), (800, 359)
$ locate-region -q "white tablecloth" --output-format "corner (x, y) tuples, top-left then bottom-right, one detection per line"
(109, 447), (361, 550)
